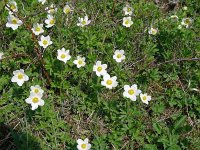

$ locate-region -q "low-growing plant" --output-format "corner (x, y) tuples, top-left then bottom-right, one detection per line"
(0, 0), (200, 149)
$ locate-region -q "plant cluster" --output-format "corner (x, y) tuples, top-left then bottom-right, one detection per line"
(0, 0), (199, 149)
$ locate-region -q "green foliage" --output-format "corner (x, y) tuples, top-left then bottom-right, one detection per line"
(0, 0), (200, 149)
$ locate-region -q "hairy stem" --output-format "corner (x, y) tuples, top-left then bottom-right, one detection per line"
(5, 5), (51, 87)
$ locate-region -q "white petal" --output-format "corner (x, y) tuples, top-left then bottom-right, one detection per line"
(112, 76), (117, 81)
(11, 25), (18, 30)
(84, 138), (89, 143)
(131, 84), (137, 89)
(120, 50), (124, 54)
(38, 41), (43, 47)
(31, 104), (39, 110)
(77, 145), (82, 150)
(130, 95), (136, 101)
(19, 69), (24, 72)
(73, 60), (78, 64)
(17, 80), (24, 86)
(6, 22), (12, 28)
(11, 76), (17, 82)
(49, 41), (53, 45)
(25, 98), (32, 104)
(147, 96), (151, 101)
(85, 15), (88, 21)
(102, 64), (107, 69)
(124, 85), (130, 91)
(87, 143), (91, 150)
(77, 139), (84, 145)
(101, 81), (106, 86)
(103, 73), (110, 80)
(24, 75), (29, 81)
(113, 81), (118, 87)
(123, 92), (128, 98)
(39, 100), (45, 106)
(96, 72), (101, 77)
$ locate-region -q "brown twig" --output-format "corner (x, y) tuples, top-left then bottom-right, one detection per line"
(111, 0), (116, 16)
(0, 53), (30, 61)
(154, 58), (200, 66)
(5, 5), (51, 87)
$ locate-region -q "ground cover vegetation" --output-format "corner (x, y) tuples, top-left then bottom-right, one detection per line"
(0, 0), (200, 149)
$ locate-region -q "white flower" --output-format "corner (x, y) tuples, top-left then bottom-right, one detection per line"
(101, 74), (118, 89)
(113, 50), (125, 63)
(148, 27), (158, 35)
(57, 48), (71, 63)
(25, 93), (44, 110)
(31, 23), (44, 35)
(77, 15), (91, 27)
(170, 15), (179, 21)
(63, 4), (73, 14)
(77, 138), (91, 150)
(181, 18), (192, 28)
(183, 6), (187, 10)
(45, 4), (57, 14)
(0, 52), (4, 60)
(6, 14), (23, 30)
(11, 69), (29, 86)
(73, 56), (86, 68)
(178, 25), (182, 29)
(6, 0), (18, 14)
(45, 14), (55, 28)
(122, 17), (133, 27)
(93, 61), (107, 77)
(140, 93), (151, 104)
(38, 35), (52, 49)
(123, 5), (133, 15)
(38, 0), (46, 5)
(123, 84), (141, 101)
(30, 85), (44, 96)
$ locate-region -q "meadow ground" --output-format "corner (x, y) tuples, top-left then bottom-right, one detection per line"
(0, 0), (200, 149)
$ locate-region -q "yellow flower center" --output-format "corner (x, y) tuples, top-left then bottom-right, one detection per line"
(61, 54), (66, 59)
(81, 144), (87, 149)
(117, 54), (122, 58)
(128, 89), (135, 95)
(17, 74), (23, 79)
(34, 89), (39, 93)
(185, 19), (191, 24)
(106, 79), (113, 85)
(10, 4), (16, 10)
(152, 29), (157, 35)
(50, 19), (55, 25)
(143, 96), (147, 101)
(65, 8), (70, 14)
(97, 66), (102, 72)
(32, 97), (39, 103)
(78, 60), (83, 65)
(12, 19), (17, 24)
(50, 9), (54, 13)
(35, 27), (41, 32)
(82, 20), (86, 25)
(125, 20), (129, 25)
(43, 40), (48, 45)
(127, 7), (131, 12)
(171, 16), (177, 20)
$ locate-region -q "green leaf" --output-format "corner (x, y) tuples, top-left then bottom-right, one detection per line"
(0, 1), (5, 11)
(167, 145), (181, 150)
(173, 115), (186, 132)
(153, 123), (162, 134)
(144, 144), (158, 150)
